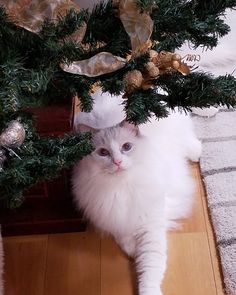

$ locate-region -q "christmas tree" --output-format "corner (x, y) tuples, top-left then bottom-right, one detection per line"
(0, 0), (236, 208)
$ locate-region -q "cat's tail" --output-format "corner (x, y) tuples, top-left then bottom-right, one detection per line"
(183, 116), (202, 162)
(185, 137), (202, 163)
(166, 172), (196, 229)
(167, 220), (182, 230)
(74, 89), (125, 131)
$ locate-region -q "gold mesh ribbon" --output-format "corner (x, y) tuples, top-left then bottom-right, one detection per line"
(0, 0), (86, 42)
(114, 0), (153, 57)
(60, 0), (154, 76)
(1, 0), (192, 79)
(61, 52), (127, 77)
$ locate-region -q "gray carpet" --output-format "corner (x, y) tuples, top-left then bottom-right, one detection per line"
(192, 108), (236, 295)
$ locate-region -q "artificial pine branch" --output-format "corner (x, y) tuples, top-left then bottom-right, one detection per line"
(0, 1), (236, 208)
(40, 8), (89, 41)
(151, 0), (235, 51)
(0, 132), (93, 208)
(123, 72), (236, 124)
(156, 72), (236, 109)
(83, 1), (131, 58)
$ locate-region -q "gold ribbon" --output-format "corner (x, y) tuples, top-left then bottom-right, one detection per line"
(61, 52), (127, 77)
(1, 0), (192, 79)
(115, 0), (153, 57)
(0, 0), (86, 42)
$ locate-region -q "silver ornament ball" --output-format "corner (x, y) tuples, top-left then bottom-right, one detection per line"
(0, 120), (26, 149)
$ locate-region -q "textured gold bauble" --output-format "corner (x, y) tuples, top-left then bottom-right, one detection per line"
(145, 62), (160, 78)
(123, 70), (143, 93)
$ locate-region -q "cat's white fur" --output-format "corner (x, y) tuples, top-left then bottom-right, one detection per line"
(74, 89), (125, 130)
(73, 91), (201, 295)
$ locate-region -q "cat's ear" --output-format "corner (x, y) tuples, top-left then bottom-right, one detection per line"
(119, 120), (139, 135)
(76, 124), (97, 133)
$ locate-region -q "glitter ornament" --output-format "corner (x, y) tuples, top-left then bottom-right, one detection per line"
(0, 121), (26, 149)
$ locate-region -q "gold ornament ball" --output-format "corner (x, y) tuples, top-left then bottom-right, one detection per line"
(149, 50), (158, 58)
(123, 70), (143, 93)
(159, 51), (173, 63)
(0, 120), (26, 149)
(172, 53), (182, 61)
(145, 62), (160, 78)
(172, 60), (180, 70)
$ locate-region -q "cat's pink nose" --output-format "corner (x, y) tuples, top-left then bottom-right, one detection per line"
(113, 159), (122, 166)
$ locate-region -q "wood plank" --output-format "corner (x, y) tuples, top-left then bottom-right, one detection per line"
(3, 235), (48, 295)
(163, 232), (217, 295)
(196, 165), (225, 295)
(2, 163), (224, 295)
(101, 236), (135, 295)
(44, 232), (101, 295)
(101, 232), (217, 295)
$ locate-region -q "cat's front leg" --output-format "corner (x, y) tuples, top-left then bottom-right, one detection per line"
(115, 235), (136, 258)
(135, 226), (167, 295)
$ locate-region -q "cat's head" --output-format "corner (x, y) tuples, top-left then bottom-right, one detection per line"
(78, 121), (141, 174)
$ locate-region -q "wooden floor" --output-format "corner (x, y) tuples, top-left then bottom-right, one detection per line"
(3, 163), (225, 295)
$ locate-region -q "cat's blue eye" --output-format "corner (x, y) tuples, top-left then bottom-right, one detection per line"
(122, 142), (132, 152)
(97, 148), (110, 157)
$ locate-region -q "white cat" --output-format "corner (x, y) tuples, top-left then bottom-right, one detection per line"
(72, 91), (201, 295)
